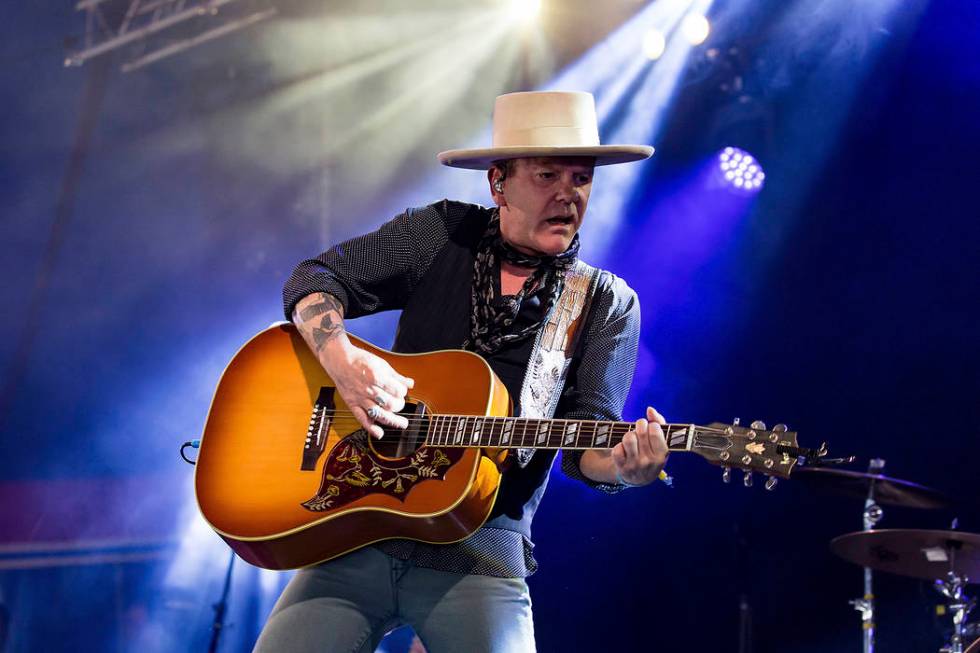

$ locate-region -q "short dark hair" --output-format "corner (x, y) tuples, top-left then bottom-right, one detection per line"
(491, 159), (518, 180)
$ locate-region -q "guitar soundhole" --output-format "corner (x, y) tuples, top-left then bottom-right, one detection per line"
(371, 401), (429, 460)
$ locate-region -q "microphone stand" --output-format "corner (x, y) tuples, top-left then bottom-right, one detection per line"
(208, 550), (236, 653)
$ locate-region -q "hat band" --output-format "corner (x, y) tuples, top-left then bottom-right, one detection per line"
(492, 126), (600, 148)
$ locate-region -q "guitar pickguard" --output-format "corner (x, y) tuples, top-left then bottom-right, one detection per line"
(301, 432), (463, 512)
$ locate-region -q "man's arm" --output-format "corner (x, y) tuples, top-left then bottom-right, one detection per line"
(559, 275), (667, 488)
(578, 407), (667, 486)
(282, 203), (476, 436)
(292, 292), (414, 439)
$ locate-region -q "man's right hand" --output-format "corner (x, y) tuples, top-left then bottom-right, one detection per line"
(293, 293), (415, 439)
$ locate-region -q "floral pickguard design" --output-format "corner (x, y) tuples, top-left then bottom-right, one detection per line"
(302, 432), (462, 512)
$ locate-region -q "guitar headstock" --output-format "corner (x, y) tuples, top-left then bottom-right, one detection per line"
(691, 420), (821, 489)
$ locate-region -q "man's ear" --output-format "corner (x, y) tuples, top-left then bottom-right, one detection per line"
(488, 168), (506, 207)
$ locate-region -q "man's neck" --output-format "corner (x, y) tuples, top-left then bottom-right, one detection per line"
(500, 260), (535, 295)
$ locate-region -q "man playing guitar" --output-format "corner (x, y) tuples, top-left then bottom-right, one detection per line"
(253, 91), (667, 652)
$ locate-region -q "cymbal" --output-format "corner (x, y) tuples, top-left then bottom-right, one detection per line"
(831, 529), (980, 581)
(793, 467), (951, 509)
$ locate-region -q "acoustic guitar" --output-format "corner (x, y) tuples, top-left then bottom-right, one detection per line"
(195, 323), (824, 570)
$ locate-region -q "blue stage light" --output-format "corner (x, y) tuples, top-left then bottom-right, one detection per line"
(718, 146), (764, 192)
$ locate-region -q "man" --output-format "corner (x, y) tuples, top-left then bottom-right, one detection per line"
(254, 91), (668, 653)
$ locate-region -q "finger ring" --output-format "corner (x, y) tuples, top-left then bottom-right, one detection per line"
(367, 406), (382, 420)
(374, 393), (386, 408)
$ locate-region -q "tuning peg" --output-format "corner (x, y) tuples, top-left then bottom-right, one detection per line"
(732, 417), (741, 426)
(773, 423), (788, 433)
(750, 420), (766, 430)
(722, 467), (731, 483)
(743, 471), (753, 487)
(765, 476), (778, 491)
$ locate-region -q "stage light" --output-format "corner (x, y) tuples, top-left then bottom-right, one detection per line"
(681, 13), (710, 46)
(718, 147), (765, 192)
(642, 28), (666, 61)
(509, 0), (541, 23)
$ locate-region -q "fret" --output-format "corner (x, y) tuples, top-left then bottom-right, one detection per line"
(595, 423), (610, 447)
(427, 414), (438, 445)
(486, 417), (498, 447)
(453, 416), (466, 445)
(667, 424), (693, 451)
(470, 418), (482, 445)
(500, 418), (514, 446)
(563, 421), (578, 447)
(535, 420), (549, 446)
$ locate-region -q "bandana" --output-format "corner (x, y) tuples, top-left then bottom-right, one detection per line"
(463, 211), (580, 355)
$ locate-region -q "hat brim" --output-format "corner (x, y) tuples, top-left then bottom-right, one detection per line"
(437, 145), (654, 170)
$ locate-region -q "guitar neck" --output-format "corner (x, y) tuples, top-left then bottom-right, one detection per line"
(424, 415), (699, 452)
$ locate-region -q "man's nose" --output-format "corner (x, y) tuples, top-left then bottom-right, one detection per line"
(554, 175), (579, 205)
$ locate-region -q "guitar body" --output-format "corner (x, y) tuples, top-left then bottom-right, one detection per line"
(195, 324), (512, 570)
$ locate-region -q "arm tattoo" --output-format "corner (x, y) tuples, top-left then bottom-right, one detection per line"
(311, 312), (345, 349)
(297, 294), (346, 351)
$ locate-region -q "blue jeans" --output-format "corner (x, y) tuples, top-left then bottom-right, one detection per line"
(252, 547), (536, 653)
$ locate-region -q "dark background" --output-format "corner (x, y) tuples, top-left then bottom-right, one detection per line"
(1, 0), (977, 651)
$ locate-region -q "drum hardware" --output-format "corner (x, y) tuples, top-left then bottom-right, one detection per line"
(799, 458), (956, 653)
(935, 569), (976, 653)
(831, 528), (980, 653)
(854, 458), (885, 653)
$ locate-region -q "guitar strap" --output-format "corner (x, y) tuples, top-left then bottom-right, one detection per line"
(514, 259), (601, 467)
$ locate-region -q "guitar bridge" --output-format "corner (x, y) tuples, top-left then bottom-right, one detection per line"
(301, 387), (335, 471)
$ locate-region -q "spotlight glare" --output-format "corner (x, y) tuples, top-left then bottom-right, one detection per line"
(642, 28), (666, 61)
(681, 14), (710, 46)
(509, 0), (541, 22)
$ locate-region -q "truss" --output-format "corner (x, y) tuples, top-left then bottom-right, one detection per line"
(66, 0), (277, 72)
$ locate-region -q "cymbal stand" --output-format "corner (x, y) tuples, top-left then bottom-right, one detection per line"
(850, 458), (885, 653)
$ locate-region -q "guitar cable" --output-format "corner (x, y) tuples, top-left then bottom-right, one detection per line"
(180, 440), (201, 465)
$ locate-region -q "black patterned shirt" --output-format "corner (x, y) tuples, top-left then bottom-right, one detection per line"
(282, 200), (640, 577)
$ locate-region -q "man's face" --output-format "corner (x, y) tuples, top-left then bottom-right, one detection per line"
(491, 156), (595, 257)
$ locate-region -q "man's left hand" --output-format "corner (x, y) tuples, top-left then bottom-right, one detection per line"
(611, 406), (669, 486)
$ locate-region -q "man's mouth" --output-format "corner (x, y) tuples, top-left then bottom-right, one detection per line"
(545, 216), (574, 226)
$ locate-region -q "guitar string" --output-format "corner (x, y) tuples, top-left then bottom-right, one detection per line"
(316, 416), (640, 447)
(317, 408), (744, 435)
(309, 409), (752, 449)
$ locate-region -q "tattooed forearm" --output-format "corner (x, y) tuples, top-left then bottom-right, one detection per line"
(294, 293), (346, 353)
(311, 312), (345, 349)
(298, 300), (332, 321)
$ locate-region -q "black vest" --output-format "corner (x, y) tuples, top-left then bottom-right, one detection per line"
(390, 204), (559, 539)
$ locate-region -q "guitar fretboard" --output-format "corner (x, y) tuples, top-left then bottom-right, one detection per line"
(424, 415), (696, 452)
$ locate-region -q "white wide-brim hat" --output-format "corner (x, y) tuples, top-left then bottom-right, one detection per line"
(438, 91), (654, 170)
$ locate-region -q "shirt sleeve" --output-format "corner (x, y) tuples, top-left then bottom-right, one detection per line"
(282, 200), (464, 320)
(558, 271), (641, 493)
